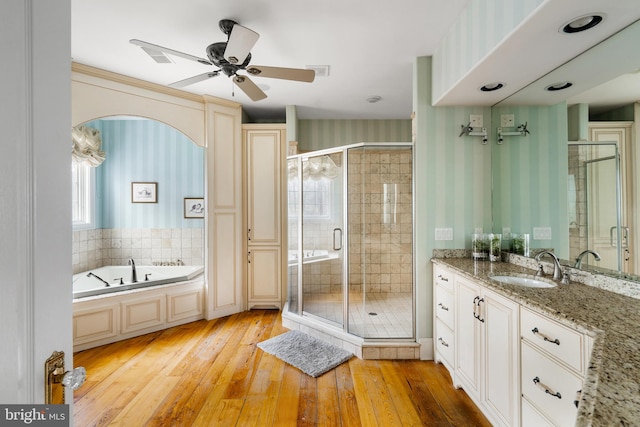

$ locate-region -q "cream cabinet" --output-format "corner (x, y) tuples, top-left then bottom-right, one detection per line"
(520, 307), (590, 427)
(432, 262), (592, 427)
(433, 265), (455, 371)
(454, 274), (520, 427)
(243, 124), (287, 309)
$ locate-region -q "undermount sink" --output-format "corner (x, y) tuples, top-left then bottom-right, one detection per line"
(490, 275), (557, 288)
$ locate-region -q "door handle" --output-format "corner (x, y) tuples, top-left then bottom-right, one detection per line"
(333, 228), (343, 251)
(611, 226), (630, 248)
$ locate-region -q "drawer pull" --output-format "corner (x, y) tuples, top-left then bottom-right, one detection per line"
(531, 327), (560, 345)
(533, 376), (562, 399)
(574, 389), (582, 409)
(438, 302), (449, 311)
(438, 337), (449, 347)
(473, 297), (485, 323)
(437, 274), (449, 282)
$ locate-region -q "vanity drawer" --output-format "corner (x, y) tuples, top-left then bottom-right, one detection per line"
(434, 284), (454, 328)
(435, 318), (454, 366)
(520, 307), (584, 373)
(433, 265), (453, 291)
(522, 396), (555, 427)
(521, 341), (583, 427)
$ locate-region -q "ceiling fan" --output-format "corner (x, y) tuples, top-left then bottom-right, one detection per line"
(130, 19), (315, 101)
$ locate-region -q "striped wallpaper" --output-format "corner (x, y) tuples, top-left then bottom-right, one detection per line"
(491, 104), (569, 257)
(86, 118), (204, 229)
(432, 0), (543, 102)
(297, 119), (412, 152)
(414, 57), (570, 340)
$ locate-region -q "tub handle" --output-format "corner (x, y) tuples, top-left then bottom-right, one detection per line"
(113, 277), (124, 285)
(144, 273), (152, 281)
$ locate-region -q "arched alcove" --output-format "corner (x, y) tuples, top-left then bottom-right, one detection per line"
(72, 116), (204, 274)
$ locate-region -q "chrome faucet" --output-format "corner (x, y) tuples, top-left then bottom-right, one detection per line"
(128, 258), (138, 283)
(574, 250), (601, 269)
(535, 250), (568, 283)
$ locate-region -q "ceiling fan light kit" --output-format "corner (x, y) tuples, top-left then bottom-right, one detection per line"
(131, 19), (315, 101)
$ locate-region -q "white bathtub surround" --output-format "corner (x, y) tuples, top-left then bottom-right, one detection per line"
(74, 265), (204, 298)
(72, 227), (204, 274)
(73, 277), (205, 352)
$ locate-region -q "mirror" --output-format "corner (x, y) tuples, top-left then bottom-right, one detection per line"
(491, 19), (640, 281)
(71, 116), (205, 275)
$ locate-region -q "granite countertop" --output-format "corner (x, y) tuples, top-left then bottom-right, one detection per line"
(431, 255), (640, 427)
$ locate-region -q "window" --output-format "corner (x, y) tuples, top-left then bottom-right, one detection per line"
(72, 162), (95, 229)
(288, 177), (333, 220)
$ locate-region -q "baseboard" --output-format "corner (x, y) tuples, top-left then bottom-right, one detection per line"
(419, 337), (434, 360)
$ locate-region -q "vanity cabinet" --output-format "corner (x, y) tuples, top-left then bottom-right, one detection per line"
(520, 307), (590, 427)
(243, 124), (287, 309)
(455, 274), (520, 427)
(432, 262), (593, 427)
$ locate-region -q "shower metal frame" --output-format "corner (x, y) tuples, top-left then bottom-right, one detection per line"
(287, 142), (415, 341)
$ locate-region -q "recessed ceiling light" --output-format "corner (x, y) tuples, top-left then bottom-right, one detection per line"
(561, 14), (604, 33)
(367, 96), (382, 103)
(545, 82), (573, 91)
(480, 83), (504, 92)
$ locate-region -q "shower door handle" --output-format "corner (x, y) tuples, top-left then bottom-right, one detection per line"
(333, 228), (343, 251)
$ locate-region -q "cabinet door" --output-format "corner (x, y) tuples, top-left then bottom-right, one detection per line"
(455, 276), (481, 399)
(248, 247), (281, 308)
(246, 129), (281, 245)
(482, 289), (520, 427)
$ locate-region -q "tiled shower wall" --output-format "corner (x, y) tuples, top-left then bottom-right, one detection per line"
(72, 228), (204, 274)
(293, 147), (413, 294)
(348, 148), (413, 293)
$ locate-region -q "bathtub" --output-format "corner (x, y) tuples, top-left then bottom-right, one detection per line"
(287, 249), (339, 266)
(73, 265), (204, 298)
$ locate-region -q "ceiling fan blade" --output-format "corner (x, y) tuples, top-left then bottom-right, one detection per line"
(233, 75), (267, 101)
(130, 39), (212, 65)
(170, 71), (220, 88)
(224, 24), (259, 65)
(246, 65), (315, 83)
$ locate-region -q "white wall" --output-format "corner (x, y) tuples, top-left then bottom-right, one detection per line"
(0, 0), (72, 403)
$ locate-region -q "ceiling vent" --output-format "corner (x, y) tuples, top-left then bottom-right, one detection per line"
(306, 65), (330, 77)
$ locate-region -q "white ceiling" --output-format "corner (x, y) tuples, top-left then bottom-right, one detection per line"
(71, 0), (640, 121)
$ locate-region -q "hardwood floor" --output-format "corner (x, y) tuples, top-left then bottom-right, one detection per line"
(73, 310), (491, 426)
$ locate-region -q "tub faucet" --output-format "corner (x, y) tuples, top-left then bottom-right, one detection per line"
(87, 272), (110, 287)
(574, 250), (601, 269)
(128, 258), (138, 283)
(535, 250), (569, 284)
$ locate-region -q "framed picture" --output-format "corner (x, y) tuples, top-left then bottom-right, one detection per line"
(184, 197), (204, 218)
(131, 182), (158, 203)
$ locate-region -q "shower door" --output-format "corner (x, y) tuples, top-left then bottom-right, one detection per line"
(568, 142), (625, 271)
(300, 152), (345, 326)
(347, 146), (413, 339)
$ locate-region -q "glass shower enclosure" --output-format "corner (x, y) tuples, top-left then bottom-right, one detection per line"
(287, 143), (414, 340)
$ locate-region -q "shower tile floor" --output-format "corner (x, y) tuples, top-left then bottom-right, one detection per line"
(302, 292), (413, 338)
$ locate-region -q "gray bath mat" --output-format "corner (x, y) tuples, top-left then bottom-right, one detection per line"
(257, 330), (353, 377)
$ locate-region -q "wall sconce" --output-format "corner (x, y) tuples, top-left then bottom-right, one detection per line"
(497, 122), (530, 144)
(459, 122), (489, 145)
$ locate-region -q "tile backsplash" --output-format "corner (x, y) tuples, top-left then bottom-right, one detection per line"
(72, 228), (204, 274)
